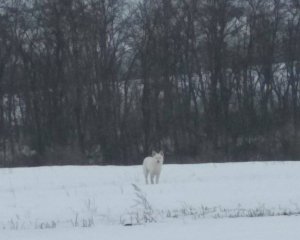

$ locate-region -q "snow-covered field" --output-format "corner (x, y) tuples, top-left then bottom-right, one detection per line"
(1, 161), (300, 239)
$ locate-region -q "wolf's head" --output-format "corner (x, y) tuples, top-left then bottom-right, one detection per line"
(152, 150), (164, 164)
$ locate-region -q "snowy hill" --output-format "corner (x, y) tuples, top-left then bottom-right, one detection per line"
(1, 161), (300, 239)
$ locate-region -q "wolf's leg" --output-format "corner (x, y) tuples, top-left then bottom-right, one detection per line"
(144, 168), (149, 184)
(150, 174), (154, 184)
(155, 174), (160, 184)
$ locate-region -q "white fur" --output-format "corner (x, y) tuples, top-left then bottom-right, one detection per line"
(143, 151), (164, 184)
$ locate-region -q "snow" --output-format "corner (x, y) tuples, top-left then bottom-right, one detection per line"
(1, 161), (300, 239)
(2, 216), (300, 240)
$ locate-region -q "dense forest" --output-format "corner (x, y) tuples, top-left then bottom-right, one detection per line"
(1, 0), (300, 166)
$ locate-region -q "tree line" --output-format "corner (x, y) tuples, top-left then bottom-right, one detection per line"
(1, 0), (300, 166)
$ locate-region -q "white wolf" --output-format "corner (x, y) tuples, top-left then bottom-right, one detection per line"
(143, 151), (164, 184)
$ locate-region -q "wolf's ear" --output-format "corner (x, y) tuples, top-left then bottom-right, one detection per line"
(152, 150), (157, 156)
(159, 150), (164, 157)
